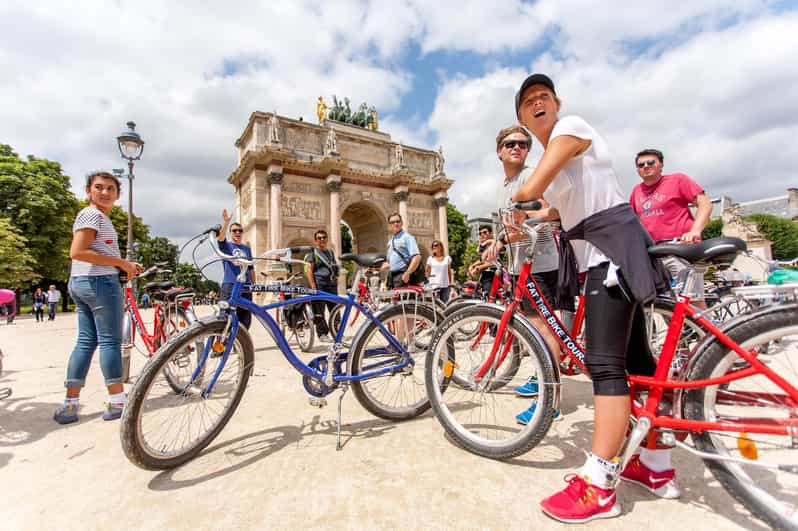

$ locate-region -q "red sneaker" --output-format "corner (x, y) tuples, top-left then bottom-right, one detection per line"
(540, 474), (621, 523)
(620, 454), (681, 499)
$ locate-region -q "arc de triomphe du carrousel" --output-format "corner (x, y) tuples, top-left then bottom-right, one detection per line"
(227, 97), (453, 294)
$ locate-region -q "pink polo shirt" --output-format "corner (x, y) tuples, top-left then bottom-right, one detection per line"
(629, 173), (704, 242)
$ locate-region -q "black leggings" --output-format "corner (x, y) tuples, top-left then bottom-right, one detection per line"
(584, 263), (657, 396)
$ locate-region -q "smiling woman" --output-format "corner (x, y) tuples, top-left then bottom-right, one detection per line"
(54, 170), (144, 425)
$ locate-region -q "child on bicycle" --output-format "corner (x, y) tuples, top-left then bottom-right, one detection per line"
(511, 74), (676, 523)
(54, 171), (143, 424)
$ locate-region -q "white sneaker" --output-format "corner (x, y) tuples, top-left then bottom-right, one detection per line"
(318, 334), (331, 343)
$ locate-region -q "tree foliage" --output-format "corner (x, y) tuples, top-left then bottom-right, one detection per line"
(745, 214), (798, 261)
(0, 217), (40, 287)
(446, 203), (469, 278)
(139, 236), (179, 270)
(457, 240), (480, 282)
(702, 218), (723, 240)
(340, 223), (353, 254)
(0, 144), (78, 282)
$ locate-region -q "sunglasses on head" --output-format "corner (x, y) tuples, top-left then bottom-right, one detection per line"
(231, 228), (243, 234)
(636, 159), (657, 169)
(502, 140), (529, 150)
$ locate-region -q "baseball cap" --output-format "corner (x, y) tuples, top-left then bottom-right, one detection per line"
(515, 74), (556, 117)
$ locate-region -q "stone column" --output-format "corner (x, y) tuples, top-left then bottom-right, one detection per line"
(326, 175), (344, 293)
(434, 192), (449, 254)
(267, 164), (283, 250)
(393, 185), (409, 224)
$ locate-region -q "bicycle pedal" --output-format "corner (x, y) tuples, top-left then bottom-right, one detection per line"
(308, 397), (328, 408)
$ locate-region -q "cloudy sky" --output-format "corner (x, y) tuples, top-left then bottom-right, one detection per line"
(2, 0), (796, 247)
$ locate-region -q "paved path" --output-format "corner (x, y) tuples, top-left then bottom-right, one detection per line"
(0, 310), (758, 530)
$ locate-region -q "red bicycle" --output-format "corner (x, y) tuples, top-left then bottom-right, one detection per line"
(121, 265), (197, 388)
(426, 216), (798, 529)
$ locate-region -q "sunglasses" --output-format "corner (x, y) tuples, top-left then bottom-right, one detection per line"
(502, 140), (530, 150)
(389, 219), (402, 225)
(636, 159), (657, 169)
(231, 229), (244, 234)
(316, 236), (328, 240)
(432, 243), (441, 248)
(479, 230), (490, 235)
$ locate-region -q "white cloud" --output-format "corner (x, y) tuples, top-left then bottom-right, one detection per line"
(0, 0), (794, 252)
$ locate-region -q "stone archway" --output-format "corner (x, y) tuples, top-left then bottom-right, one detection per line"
(341, 201), (386, 254)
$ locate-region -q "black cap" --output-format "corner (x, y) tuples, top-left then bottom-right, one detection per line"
(515, 73), (556, 117)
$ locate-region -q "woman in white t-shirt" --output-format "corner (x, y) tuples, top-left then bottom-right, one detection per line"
(511, 74), (674, 523)
(425, 240), (453, 303)
(54, 171), (143, 425)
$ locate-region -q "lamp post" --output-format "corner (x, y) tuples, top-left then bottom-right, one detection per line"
(116, 121), (145, 261)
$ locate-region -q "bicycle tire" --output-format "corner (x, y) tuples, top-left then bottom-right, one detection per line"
(349, 302), (440, 420)
(328, 303), (345, 338)
(644, 298), (706, 377)
(291, 304), (315, 352)
(683, 306), (798, 530)
(120, 318), (254, 470)
(425, 304), (557, 459)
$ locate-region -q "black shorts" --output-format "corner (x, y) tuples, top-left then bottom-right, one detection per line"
(517, 270), (575, 314)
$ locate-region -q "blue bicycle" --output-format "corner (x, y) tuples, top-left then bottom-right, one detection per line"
(121, 228), (444, 470)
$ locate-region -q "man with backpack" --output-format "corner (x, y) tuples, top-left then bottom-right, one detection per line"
(382, 212), (423, 288)
(305, 229), (340, 343)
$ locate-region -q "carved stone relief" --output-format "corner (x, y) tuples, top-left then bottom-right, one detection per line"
(282, 194), (322, 221)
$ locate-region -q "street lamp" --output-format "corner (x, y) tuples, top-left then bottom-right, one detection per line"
(116, 121), (145, 261)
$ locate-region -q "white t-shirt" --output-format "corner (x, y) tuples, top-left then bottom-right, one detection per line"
(70, 206), (121, 277)
(542, 116), (625, 271)
(426, 255), (451, 289)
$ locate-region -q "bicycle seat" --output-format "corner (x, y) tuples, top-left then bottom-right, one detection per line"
(143, 281), (175, 291)
(648, 237), (746, 264)
(340, 253), (386, 269)
(151, 287), (193, 302)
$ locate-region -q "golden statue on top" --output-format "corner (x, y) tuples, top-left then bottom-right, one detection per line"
(316, 96), (328, 124)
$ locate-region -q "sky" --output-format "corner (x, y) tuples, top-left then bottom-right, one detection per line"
(2, 0), (797, 251)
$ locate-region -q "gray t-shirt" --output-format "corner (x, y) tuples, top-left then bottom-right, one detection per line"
(498, 167), (559, 275)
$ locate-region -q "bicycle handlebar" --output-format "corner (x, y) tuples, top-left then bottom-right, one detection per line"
(206, 230), (312, 268)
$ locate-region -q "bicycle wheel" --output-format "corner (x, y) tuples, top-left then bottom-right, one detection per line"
(159, 305), (202, 394)
(425, 304), (557, 459)
(120, 318), (254, 470)
(349, 302), (439, 420)
(328, 303), (345, 338)
(444, 299), (483, 341)
(683, 306), (798, 530)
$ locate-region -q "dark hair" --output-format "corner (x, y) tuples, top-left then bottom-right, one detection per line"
(635, 149), (664, 164)
(387, 212), (402, 222)
(314, 229), (328, 240)
(479, 224), (492, 234)
(495, 125), (532, 151)
(85, 170), (121, 193)
(230, 222), (243, 230)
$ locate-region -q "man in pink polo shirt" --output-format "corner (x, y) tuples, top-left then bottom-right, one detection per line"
(629, 148), (712, 281)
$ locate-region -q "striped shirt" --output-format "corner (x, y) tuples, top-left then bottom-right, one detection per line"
(70, 206), (121, 277)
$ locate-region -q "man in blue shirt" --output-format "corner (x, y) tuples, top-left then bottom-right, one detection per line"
(382, 212), (422, 288)
(218, 209), (254, 329)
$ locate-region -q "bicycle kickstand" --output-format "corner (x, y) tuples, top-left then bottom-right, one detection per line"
(336, 385), (349, 451)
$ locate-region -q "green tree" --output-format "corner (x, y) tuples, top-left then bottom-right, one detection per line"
(139, 236), (179, 270)
(745, 214), (798, 260)
(0, 217), (40, 287)
(174, 263), (202, 291)
(446, 202), (469, 279)
(457, 240), (480, 281)
(702, 218), (723, 240)
(0, 144), (79, 283)
(340, 223), (353, 254)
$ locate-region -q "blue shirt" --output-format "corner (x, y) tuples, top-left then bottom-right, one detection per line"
(386, 230), (420, 272)
(220, 239), (253, 286)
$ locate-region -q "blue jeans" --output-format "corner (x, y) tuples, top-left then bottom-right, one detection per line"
(65, 275), (124, 388)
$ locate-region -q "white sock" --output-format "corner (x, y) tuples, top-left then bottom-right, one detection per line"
(65, 397), (79, 405)
(581, 453), (618, 489)
(108, 392), (127, 405)
(640, 448), (673, 472)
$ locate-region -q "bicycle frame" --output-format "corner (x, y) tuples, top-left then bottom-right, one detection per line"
(123, 282), (193, 355)
(193, 279), (415, 396)
(479, 258), (798, 440)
